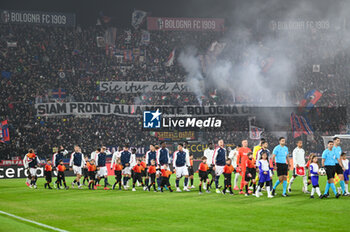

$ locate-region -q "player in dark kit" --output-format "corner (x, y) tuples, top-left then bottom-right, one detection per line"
(132, 159), (145, 191)
(88, 159), (97, 190)
(188, 154), (195, 189)
(113, 158), (123, 190)
(160, 164), (173, 192)
(147, 159), (157, 192)
(82, 156), (89, 186)
(198, 156), (210, 194)
(222, 159), (234, 195)
(44, 159), (53, 189)
(56, 160), (69, 190)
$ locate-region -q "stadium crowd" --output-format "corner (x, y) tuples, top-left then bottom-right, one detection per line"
(0, 22), (349, 159)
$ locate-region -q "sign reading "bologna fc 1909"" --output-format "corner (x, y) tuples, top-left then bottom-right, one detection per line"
(0, 9), (76, 27)
(147, 17), (225, 31)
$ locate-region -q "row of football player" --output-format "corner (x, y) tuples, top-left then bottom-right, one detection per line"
(23, 137), (350, 198)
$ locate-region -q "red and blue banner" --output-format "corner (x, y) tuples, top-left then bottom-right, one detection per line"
(0, 120), (10, 143)
(290, 113), (314, 138)
(52, 88), (66, 99)
(298, 89), (322, 112)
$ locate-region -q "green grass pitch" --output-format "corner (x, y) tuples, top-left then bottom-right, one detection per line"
(0, 173), (349, 232)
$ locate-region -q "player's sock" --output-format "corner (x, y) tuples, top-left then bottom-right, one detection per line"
(157, 178), (161, 187)
(191, 178), (194, 186)
(160, 187), (164, 192)
(267, 186), (271, 197)
(253, 184), (256, 193)
(73, 180), (77, 184)
(209, 179), (214, 188)
(176, 179), (180, 188)
(229, 186), (233, 194)
(330, 183), (337, 195)
(133, 182), (136, 188)
(63, 182), (67, 188)
(113, 182), (117, 189)
(282, 181), (287, 195)
(303, 176), (308, 190)
(199, 184), (202, 192)
(249, 182), (253, 187)
(324, 182), (330, 194)
(184, 178), (188, 188)
(234, 174), (239, 187)
(256, 185), (261, 194)
(288, 177), (294, 190)
(153, 183), (156, 191)
(273, 180), (280, 190)
(311, 187), (315, 196)
(215, 176), (219, 189)
(57, 182), (60, 188)
(240, 179), (244, 191)
(316, 187), (321, 196)
(123, 177), (127, 186)
(245, 185), (249, 193)
(340, 180), (345, 194)
(345, 183), (349, 193)
(145, 178), (149, 186)
(77, 181), (80, 187)
(83, 178), (86, 185)
(44, 183), (47, 188)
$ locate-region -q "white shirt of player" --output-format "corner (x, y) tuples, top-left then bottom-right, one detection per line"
(204, 148), (214, 165)
(257, 159), (269, 171)
(310, 163), (319, 176)
(111, 150), (121, 168)
(228, 148), (239, 168)
(342, 159), (349, 171)
(292, 147), (306, 167)
(90, 151), (98, 161)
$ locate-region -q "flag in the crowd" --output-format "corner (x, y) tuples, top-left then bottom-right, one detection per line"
(149, 131), (157, 137)
(97, 11), (111, 25)
(52, 88), (67, 99)
(141, 30), (150, 45)
(132, 10), (147, 29)
(290, 112), (314, 138)
(96, 36), (105, 47)
(210, 89), (218, 99)
(123, 50), (133, 61)
(249, 125), (264, 140)
(148, 97), (152, 101)
(140, 95), (147, 101)
(0, 120), (10, 143)
(165, 49), (176, 67)
(261, 57), (274, 73)
(7, 42), (17, 47)
(175, 94), (180, 99)
(1, 71), (11, 79)
(184, 97), (189, 102)
(298, 89), (322, 111)
(161, 96), (167, 100)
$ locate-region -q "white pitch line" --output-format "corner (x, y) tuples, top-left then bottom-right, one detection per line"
(0, 210), (68, 232)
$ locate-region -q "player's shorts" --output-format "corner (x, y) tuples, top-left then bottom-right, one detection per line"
(344, 169), (349, 181)
(73, 166), (82, 175)
(245, 168), (256, 182)
(122, 166), (132, 175)
(141, 170), (147, 177)
(89, 171), (96, 180)
(259, 172), (271, 183)
(311, 176), (319, 187)
(175, 166), (189, 178)
(198, 170), (208, 181)
(83, 168), (88, 177)
(325, 165), (335, 179)
(335, 163), (344, 175)
(276, 163), (288, 176)
(98, 166), (108, 177)
(29, 168), (37, 176)
(188, 166), (194, 176)
(215, 165), (225, 176)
